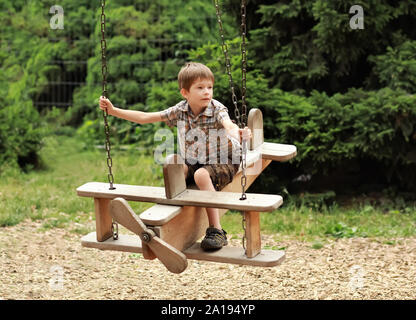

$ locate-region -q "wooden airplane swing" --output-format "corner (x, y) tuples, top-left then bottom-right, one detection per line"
(77, 0), (297, 274)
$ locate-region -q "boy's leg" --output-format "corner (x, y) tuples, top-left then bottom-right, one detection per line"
(193, 162), (238, 229)
(193, 168), (221, 230)
(184, 163), (221, 228)
(193, 167), (228, 251)
(194, 163), (237, 251)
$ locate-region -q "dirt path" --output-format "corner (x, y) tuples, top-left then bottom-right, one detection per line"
(0, 220), (415, 300)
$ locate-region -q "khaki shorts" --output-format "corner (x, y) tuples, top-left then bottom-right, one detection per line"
(185, 160), (240, 191)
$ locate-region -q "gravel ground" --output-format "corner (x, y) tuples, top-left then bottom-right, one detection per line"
(1, 220), (415, 300)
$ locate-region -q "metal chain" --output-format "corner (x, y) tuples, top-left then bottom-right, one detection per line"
(240, 0), (247, 200)
(100, 0), (116, 192)
(240, 139), (247, 200)
(239, 0), (248, 254)
(240, 0), (248, 127)
(101, 0), (117, 240)
(111, 221), (119, 240)
(214, 0), (242, 129)
(241, 213), (247, 251)
(214, 0), (248, 185)
(239, 0), (248, 201)
(214, 0), (249, 252)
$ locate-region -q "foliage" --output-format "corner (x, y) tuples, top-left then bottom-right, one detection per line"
(0, 102), (45, 171)
(368, 40), (416, 92)
(1, 0), (416, 193)
(223, 0), (416, 94)
(264, 87), (416, 191)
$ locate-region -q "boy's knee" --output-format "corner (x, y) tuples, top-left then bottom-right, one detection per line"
(194, 168), (211, 185)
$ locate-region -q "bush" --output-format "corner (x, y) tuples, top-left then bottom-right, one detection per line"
(265, 87), (416, 192)
(369, 40), (416, 92)
(0, 102), (45, 171)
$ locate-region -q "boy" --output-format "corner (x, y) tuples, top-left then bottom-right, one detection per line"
(99, 62), (251, 251)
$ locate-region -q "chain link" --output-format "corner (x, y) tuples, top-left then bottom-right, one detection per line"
(240, 0), (248, 127)
(214, 0), (248, 183)
(101, 0), (118, 237)
(100, 0), (116, 191)
(240, 140), (247, 200)
(239, 0), (248, 202)
(214, 0), (242, 129)
(214, 0), (249, 253)
(111, 221), (119, 240)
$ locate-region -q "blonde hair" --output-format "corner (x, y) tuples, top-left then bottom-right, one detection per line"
(178, 62), (215, 91)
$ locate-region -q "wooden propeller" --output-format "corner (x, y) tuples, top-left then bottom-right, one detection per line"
(109, 197), (188, 274)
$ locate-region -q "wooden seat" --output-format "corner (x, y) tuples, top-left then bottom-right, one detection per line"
(235, 142), (295, 174)
(77, 182), (283, 212)
(260, 142), (297, 162)
(81, 232), (285, 267)
(139, 204), (182, 226)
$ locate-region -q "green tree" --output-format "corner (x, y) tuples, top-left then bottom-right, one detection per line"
(224, 0), (416, 94)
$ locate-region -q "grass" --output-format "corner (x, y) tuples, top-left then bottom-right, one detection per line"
(0, 134), (162, 233)
(1, 133), (415, 243)
(221, 203), (416, 242)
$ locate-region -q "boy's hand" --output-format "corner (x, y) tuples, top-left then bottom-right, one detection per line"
(240, 126), (252, 142)
(99, 96), (115, 115)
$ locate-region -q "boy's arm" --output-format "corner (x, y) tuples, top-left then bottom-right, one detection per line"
(221, 118), (251, 142)
(99, 96), (162, 124)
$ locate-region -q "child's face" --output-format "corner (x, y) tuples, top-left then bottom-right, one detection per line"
(181, 78), (213, 110)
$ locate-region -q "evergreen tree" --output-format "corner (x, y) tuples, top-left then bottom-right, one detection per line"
(224, 0), (416, 94)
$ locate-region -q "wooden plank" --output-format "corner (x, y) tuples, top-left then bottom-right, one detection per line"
(94, 198), (113, 242)
(81, 232), (143, 253)
(244, 211), (261, 258)
(139, 204), (182, 226)
(77, 182), (283, 212)
(261, 142), (297, 162)
(184, 242), (285, 268)
(163, 154), (186, 199)
(247, 108), (264, 150)
(172, 189), (281, 211)
(81, 232), (285, 268)
(238, 142), (296, 170)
